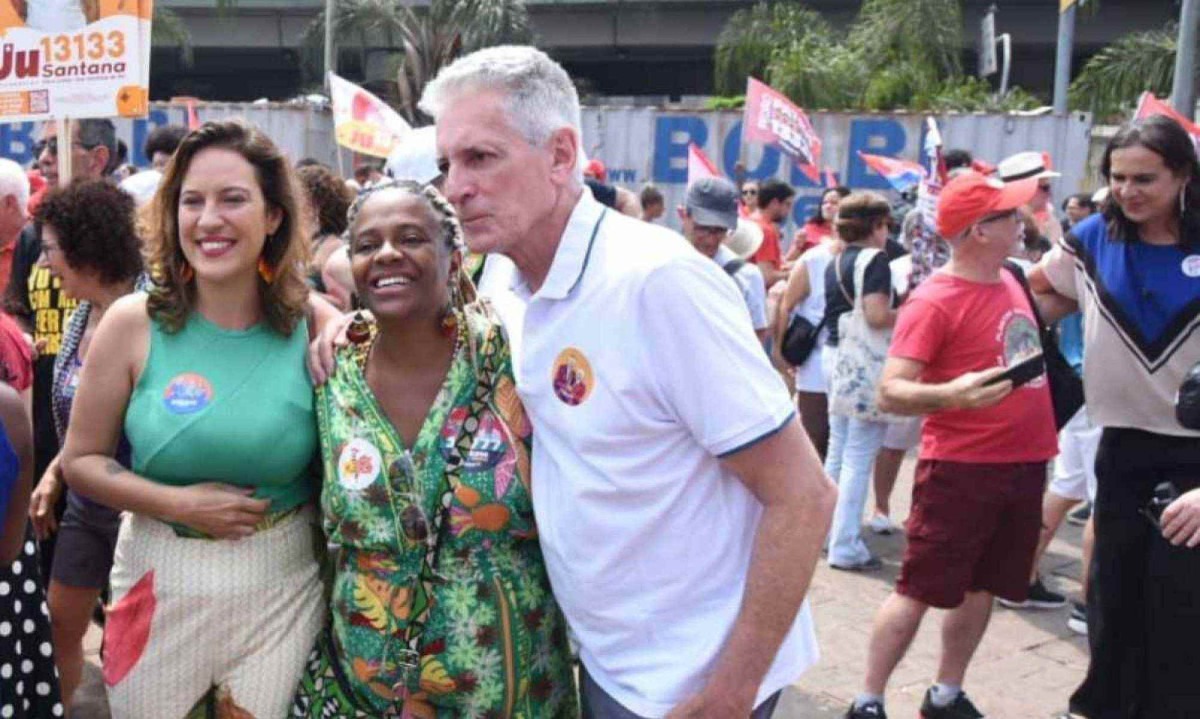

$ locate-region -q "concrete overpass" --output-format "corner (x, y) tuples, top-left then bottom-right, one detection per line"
(152, 0), (1176, 102)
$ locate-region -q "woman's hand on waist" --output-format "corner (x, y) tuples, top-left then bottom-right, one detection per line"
(167, 482), (271, 540)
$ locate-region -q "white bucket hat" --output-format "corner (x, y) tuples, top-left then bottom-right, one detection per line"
(724, 218), (765, 260)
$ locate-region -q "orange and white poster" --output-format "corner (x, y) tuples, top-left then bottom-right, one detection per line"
(329, 71), (411, 158)
(0, 0), (153, 121)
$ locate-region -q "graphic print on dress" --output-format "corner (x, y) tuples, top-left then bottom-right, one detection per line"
(999, 310), (1046, 388)
(1067, 234), (1200, 371)
(162, 372), (214, 415)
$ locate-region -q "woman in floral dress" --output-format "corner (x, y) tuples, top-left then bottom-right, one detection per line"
(292, 180), (577, 719)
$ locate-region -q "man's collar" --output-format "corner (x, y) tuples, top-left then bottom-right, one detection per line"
(713, 244), (737, 266)
(516, 190), (606, 301)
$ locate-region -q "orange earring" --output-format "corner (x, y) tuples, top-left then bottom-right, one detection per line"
(258, 256), (275, 284)
(179, 263), (194, 283)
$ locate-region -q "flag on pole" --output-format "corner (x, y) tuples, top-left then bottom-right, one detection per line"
(916, 117), (946, 235)
(687, 143), (719, 185)
(329, 72), (412, 158)
(185, 100), (201, 131)
(858, 152), (926, 192)
(1135, 91), (1200, 149)
(822, 168), (841, 188)
(743, 78), (822, 181)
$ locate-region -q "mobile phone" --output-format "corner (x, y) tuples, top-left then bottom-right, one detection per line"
(985, 353), (1045, 389)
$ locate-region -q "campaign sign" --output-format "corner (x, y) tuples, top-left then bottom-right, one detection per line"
(329, 71), (411, 159)
(743, 77), (822, 171)
(0, 0), (153, 121)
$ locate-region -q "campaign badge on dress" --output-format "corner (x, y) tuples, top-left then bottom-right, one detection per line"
(1182, 255), (1200, 278)
(551, 347), (595, 406)
(337, 438), (383, 490)
(162, 373), (213, 415)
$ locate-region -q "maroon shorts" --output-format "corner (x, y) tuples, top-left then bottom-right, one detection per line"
(896, 459), (1047, 609)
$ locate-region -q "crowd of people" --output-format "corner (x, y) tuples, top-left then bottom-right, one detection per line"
(0, 44), (1196, 719)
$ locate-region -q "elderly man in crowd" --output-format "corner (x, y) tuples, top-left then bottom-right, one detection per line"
(421, 45), (835, 718)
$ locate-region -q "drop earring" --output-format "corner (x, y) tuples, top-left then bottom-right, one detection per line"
(258, 256), (275, 284)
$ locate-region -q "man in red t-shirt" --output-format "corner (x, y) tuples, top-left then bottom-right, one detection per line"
(749, 178), (794, 289)
(843, 172), (1056, 719)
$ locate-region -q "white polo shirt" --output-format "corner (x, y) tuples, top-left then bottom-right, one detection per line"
(513, 191), (819, 717)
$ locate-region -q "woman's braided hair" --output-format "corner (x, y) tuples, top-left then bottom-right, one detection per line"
(344, 179), (477, 308)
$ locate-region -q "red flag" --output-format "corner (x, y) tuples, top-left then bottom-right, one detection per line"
(687, 143), (719, 185)
(185, 100), (200, 131)
(1135, 92), (1200, 147)
(823, 167), (841, 188)
(743, 78), (822, 172)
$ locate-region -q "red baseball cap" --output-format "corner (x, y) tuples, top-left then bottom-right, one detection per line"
(584, 159), (607, 183)
(936, 171), (1039, 239)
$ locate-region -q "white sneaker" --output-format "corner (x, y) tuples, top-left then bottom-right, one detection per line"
(868, 513), (898, 535)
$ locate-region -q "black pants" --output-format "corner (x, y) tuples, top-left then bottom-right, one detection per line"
(1070, 428), (1200, 719)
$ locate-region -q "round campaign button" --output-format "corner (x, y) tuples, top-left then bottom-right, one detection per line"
(337, 438), (383, 490)
(1181, 255), (1200, 278)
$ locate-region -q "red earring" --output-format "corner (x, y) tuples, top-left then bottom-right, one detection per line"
(179, 263), (194, 283)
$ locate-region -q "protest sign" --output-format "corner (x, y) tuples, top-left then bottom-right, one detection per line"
(0, 0), (152, 121)
(743, 77), (822, 180)
(329, 71), (411, 159)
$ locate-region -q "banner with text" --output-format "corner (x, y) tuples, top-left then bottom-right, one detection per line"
(0, 0), (152, 121)
(743, 77), (822, 179)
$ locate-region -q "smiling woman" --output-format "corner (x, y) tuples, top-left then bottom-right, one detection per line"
(291, 180), (578, 718)
(58, 120), (335, 718)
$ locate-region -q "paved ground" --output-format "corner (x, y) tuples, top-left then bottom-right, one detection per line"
(74, 456), (1088, 718)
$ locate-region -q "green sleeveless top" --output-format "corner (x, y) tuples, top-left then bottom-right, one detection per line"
(296, 302), (577, 718)
(125, 309), (319, 515)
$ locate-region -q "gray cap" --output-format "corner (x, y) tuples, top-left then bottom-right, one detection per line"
(685, 177), (739, 230)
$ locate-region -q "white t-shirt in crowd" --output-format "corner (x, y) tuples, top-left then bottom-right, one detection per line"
(792, 242), (833, 392)
(513, 191), (819, 717)
(714, 244), (769, 331)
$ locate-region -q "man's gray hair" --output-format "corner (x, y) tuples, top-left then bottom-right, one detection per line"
(0, 158), (29, 210)
(76, 118), (118, 175)
(420, 45), (582, 149)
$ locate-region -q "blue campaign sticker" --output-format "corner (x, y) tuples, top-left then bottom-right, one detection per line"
(162, 373), (214, 415)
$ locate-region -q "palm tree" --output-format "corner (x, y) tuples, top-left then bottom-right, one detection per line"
(152, 6), (195, 66)
(302, 0), (533, 123)
(714, 0), (1038, 112)
(1069, 23), (1178, 119)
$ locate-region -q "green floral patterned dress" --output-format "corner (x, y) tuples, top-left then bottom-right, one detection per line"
(292, 303), (578, 719)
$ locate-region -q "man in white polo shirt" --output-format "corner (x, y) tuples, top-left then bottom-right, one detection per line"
(422, 46), (836, 718)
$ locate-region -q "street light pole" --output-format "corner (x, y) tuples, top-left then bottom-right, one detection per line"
(324, 0), (336, 91)
(1052, 1), (1077, 115)
(1172, 0), (1200, 117)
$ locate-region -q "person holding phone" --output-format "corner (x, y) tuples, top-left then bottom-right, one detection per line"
(843, 171), (1056, 719)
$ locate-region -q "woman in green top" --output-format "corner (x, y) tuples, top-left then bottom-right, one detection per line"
(291, 181), (577, 718)
(61, 120), (340, 718)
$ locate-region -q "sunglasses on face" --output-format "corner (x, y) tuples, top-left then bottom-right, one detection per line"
(35, 138), (99, 157)
(742, 189), (757, 197)
(1037, 183), (1052, 193)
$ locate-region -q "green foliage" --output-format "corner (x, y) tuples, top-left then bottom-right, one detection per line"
(705, 95), (746, 111)
(151, 6), (194, 67)
(1069, 23), (1177, 119)
(301, 0), (534, 122)
(714, 0), (1041, 113)
(713, 4), (830, 96)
